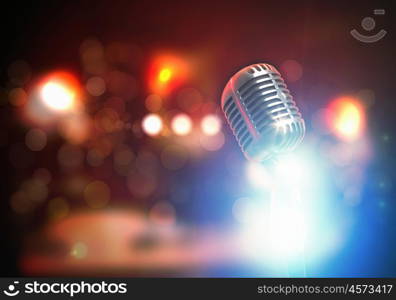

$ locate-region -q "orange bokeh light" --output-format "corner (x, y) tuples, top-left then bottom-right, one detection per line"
(327, 97), (365, 140)
(148, 54), (188, 96)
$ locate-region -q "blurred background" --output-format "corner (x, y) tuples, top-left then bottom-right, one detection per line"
(0, 0), (395, 277)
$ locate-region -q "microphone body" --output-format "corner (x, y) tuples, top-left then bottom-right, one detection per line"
(221, 63), (305, 162)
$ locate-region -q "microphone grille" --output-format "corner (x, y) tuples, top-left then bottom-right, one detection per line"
(221, 63), (305, 162)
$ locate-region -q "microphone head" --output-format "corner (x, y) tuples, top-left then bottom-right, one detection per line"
(221, 63), (305, 162)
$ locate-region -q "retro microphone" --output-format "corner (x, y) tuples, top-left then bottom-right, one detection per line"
(222, 63), (306, 277)
(221, 63), (305, 163)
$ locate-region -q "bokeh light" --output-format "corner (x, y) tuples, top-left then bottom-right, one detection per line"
(87, 148), (105, 167)
(86, 76), (106, 96)
(327, 97), (365, 141)
(142, 113), (163, 136)
(84, 180), (111, 208)
(9, 88), (28, 107)
(80, 38), (106, 75)
(158, 68), (172, 83)
(94, 108), (120, 133)
(24, 71), (82, 126)
(280, 59), (303, 82)
(10, 177), (49, 214)
(148, 54), (188, 95)
(25, 128), (47, 151)
(171, 113), (192, 136)
(58, 112), (92, 144)
(201, 114), (222, 136)
(41, 81), (75, 111)
(114, 145), (135, 167)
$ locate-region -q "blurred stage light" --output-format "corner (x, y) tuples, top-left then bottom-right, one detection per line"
(142, 113), (163, 136)
(158, 68), (172, 83)
(86, 76), (106, 96)
(201, 114), (222, 136)
(327, 97), (365, 140)
(41, 81), (75, 111)
(148, 54), (188, 95)
(23, 71), (82, 126)
(171, 113), (192, 136)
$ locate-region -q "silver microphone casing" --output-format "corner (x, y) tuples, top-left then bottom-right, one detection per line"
(221, 63), (305, 162)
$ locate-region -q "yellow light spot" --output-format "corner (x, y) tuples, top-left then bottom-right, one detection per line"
(334, 101), (362, 139)
(158, 68), (172, 83)
(41, 81), (75, 111)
